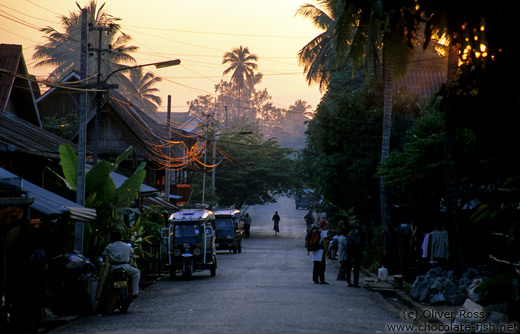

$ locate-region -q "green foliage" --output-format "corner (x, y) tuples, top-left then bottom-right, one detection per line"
(363, 226), (386, 273)
(471, 176), (520, 261)
(58, 144), (78, 190)
(109, 206), (166, 272)
(211, 128), (298, 209)
(42, 113), (78, 139)
(301, 75), (383, 213)
(378, 109), (445, 211)
(57, 144), (147, 256)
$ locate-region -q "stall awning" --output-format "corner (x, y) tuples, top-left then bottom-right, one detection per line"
(0, 168), (96, 221)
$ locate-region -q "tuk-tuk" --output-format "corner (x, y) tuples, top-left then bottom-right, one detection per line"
(213, 208), (244, 254)
(164, 208), (217, 279)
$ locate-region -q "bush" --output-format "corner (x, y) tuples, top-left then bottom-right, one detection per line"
(362, 226), (385, 274)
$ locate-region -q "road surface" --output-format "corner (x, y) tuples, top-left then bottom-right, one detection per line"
(46, 196), (408, 334)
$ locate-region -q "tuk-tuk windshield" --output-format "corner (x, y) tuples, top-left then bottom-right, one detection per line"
(174, 224), (201, 238)
(215, 219), (234, 230)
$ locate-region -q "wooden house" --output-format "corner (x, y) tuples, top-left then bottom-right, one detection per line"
(36, 73), (204, 204)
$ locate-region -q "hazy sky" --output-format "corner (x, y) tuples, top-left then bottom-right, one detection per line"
(0, 0), (324, 113)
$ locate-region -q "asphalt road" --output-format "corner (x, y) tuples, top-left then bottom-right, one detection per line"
(46, 196), (408, 334)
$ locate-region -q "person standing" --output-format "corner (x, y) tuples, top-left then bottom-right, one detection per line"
(336, 227), (348, 281)
(346, 226), (363, 287)
(304, 209), (315, 228)
(243, 213), (252, 238)
(312, 219), (329, 284)
(272, 211), (280, 236)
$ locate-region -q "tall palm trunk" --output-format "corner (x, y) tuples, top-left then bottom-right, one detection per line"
(444, 42), (464, 274)
(380, 44), (393, 227)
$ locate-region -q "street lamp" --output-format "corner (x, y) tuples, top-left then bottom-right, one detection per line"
(92, 59), (181, 164)
(101, 59), (181, 86)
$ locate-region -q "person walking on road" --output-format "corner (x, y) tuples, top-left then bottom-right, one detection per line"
(312, 218), (329, 284)
(304, 209), (315, 228)
(336, 227), (348, 281)
(243, 213), (252, 238)
(272, 211), (280, 236)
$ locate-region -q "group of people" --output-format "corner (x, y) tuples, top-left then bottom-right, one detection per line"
(305, 210), (363, 287)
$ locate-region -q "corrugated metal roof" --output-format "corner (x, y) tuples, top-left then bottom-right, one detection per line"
(86, 165), (159, 195)
(142, 196), (178, 212)
(0, 167), (96, 221)
(0, 110), (79, 157)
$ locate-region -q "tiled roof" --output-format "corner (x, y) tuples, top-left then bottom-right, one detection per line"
(395, 70), (447, 97)
(395, 41), (448, 98)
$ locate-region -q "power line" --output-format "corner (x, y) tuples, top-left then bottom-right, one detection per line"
(24, 0), (61, 16)
(0, 4), (56, 24)
(0, 12), (41, 30)
(124, 24), (315, 39)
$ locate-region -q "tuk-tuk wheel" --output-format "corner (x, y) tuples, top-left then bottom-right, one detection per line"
(210, 256), (217, 277)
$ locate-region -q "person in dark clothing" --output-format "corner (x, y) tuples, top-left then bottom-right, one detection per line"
(304, 210), (315, 228)
(272, 211), (280, 236)
(243, 213), (252, 238)
(346, 226), (363, 287)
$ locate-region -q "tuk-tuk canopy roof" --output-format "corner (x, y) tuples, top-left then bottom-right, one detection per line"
(169, 209), (215, 222)
(213, 208), (240, 217)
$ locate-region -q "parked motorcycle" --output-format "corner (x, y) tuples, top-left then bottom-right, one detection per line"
(96, 264), (133, 314)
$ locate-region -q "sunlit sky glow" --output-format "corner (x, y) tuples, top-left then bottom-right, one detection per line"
(1, 0), (324, 113)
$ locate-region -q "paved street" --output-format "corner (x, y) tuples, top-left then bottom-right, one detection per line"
(47, 196), (407, 334)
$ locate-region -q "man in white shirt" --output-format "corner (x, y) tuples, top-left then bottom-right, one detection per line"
(103, 231), (140, 297)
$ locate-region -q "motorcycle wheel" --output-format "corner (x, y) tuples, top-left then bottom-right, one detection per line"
(117, 299), (131, 313)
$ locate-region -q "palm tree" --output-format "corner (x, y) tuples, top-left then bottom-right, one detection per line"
(222, 46), (258, 115)
(286, 99), (313, 136)
(124, 67), (162, 113)
(294, 0), (338, 91)
(334, 0), (415, 227)
(289, 99), (312, 116)
(222, 46), (258, 89)
(33, 0), (138, 83)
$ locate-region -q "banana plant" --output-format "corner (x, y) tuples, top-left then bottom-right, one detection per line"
(57, 144), (147, 254)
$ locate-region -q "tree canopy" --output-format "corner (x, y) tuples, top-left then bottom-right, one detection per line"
(33, 0), (162, 114)
(211, 129), (298, 209)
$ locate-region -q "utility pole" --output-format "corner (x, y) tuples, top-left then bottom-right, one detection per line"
(89, 24), (113, 165)
(211, 129), (216, 191)
(165, 95), (172, 202)
(201, 113), (212, 205)
(75, 8), (88, 253)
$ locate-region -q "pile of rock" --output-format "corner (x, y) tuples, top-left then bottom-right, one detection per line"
(410, 266), (493, 306)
